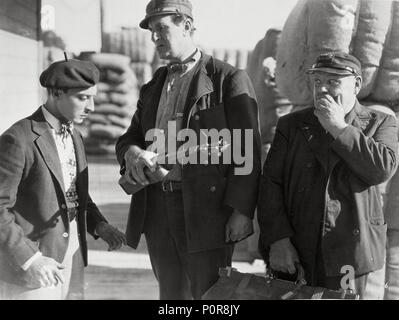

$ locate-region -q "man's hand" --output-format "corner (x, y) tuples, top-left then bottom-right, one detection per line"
(124, 147), (158, 186)
(269, 237), (300, 274)
(314, 94), (348, 138)
(225, 210), (253, 243)
(23, 256), (65, 289)
(96, 222), (127, 251)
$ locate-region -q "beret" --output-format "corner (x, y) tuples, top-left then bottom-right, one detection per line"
(40, 59), (100, 89)
(140, 0), (193, 30)
(306, 52), (362, 76)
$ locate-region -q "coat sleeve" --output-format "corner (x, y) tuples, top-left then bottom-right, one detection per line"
(115, 87), (147, 172)
(331, 114), (398, 186)
(115, 72), (158, 171)
(0, 130), (39, 267)
(222, 69), (262, 219)
(257, 117), (294, 247)
(86, 195), (108, 239)
(385, 165), (399, 230)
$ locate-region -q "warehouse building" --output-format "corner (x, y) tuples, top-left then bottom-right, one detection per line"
(0, 0), (42, 134)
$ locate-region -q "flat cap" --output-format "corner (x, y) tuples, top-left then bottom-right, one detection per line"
(140, 0), (193, 30)
(40, 59), (100, 89)
(306, 52), (362, 76)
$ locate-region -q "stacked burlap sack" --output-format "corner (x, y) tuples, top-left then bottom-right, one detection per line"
(247, 29), (292, 163)
(276, 0), (399, 111)
(102, 27), (155, 86)
(85, 53), (138, 155)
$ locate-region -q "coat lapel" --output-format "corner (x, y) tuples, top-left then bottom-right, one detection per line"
(141, 67), (168, 141)
(182, 54), (215, 126)
(300, 110), (331, 173)
(350, 101), (375, 134)
(72, 129), (87, 206)
(31, 108), (65, 194)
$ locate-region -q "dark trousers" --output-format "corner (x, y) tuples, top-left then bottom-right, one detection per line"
(144, 185), (233, 300)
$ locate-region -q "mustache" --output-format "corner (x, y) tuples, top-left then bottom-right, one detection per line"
(315, 94), (338, 102)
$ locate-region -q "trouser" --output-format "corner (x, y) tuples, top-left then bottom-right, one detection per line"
(143, 184), (233, 300)
(384, 229), (399, 299)
(0, 219), (84, 300)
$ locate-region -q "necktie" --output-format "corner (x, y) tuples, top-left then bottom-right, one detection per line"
(167, 57), (196, 74)
(60, 121), (73, 143)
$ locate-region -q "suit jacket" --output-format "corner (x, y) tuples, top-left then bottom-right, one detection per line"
(0, 108), (107, 285)
(116, 53), (261, 253)
(258, 101), (398, 280)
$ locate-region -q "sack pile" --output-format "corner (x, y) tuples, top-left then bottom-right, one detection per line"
(276, 0), (399, 111)
(102, 27), (155, 86)
(85, 53), (138, 155)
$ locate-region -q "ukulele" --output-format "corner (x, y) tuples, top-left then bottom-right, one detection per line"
(118, 139), (230, 195)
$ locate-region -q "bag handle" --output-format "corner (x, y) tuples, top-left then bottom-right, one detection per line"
(266, 262), (307, 286)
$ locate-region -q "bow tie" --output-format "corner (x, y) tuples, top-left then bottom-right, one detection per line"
(60, 122), (73, 141)
(167, 58), (196, 74)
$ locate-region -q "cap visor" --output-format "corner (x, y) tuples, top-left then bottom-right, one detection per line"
(139, 11), (180, 29)
(306, 67), (354, 76)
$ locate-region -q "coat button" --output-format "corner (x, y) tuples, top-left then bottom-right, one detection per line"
(306, 162), (313, 168)
(62, 232), (69, 238)
(353, 229), (360, 236)
(61, 204), (66, 209)
(298, 187), (305, 193)
(194, 115), (200, 121)
(210, 186), (216, 192)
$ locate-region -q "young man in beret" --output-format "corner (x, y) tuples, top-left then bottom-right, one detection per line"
(0, 58), (126, 300)
(116, 0), (261, 299)
(258, 52), (398, 299)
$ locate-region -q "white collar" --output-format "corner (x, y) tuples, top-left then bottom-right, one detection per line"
(41, 105), (73, 133)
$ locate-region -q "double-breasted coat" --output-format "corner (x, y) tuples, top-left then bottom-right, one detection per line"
(258, 101), (398, 281)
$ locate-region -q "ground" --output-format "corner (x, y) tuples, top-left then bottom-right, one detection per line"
(84, 155), (264, 300)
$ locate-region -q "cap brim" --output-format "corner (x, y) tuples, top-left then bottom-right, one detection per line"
(306, 67), (355, 76)
(139, 11), (179, 29)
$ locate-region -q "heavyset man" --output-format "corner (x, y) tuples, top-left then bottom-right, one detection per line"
(258, 52), (398, 299)
(0, 58), (126, 300)
(116, 0), (261, 299)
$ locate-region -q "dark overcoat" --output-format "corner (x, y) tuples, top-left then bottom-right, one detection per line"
(258, 101), (398, 279)
(116, 53), (262, 253)
(0, 108), (106, 286)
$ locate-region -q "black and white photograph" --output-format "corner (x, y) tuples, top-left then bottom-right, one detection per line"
(1, 0), (399, 306)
